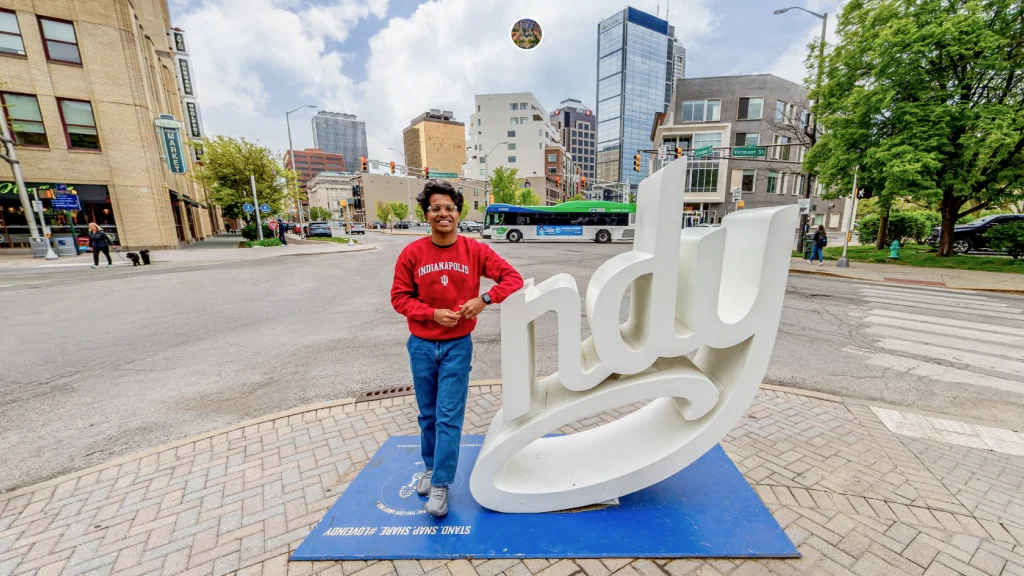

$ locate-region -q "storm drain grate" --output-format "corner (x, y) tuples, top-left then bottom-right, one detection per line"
(357, 385), (415, 401)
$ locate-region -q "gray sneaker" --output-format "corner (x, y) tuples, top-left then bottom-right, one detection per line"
(424, 485), (448, 517)
(416, 470), (433, 496)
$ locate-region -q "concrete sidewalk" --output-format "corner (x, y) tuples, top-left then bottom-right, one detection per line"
(0, 236), (373, 270)
(791, 257), (1024, 292)
(1, 382), (1022, 576)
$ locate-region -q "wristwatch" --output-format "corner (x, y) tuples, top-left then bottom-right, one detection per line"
(481, 293), (492, 305)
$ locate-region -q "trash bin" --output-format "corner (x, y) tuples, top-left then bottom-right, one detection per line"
(29, 237), (50, 258)
(802, 235), (815, 260)
(53, 235), (78, 257)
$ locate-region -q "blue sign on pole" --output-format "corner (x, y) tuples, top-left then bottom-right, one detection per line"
(51, 194), (81, 211)
(162, 127), (187, 174)
(242, 203), (255, 213)
(259, 204), (271, 214)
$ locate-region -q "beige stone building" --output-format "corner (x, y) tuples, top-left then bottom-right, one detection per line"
(309, 173), (487, 224)
(0, 0), (217, 250)
(402, 110), (465, 175)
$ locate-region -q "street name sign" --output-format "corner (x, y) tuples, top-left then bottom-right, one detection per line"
(428, 171), (459, 179)
(52, 194), (81, 211)
(694, 146), (713, 158)
(731, 146), (766, 158)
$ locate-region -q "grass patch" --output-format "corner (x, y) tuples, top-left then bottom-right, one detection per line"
(307, 237), (357, 245)
(245, 238), (282, 248)
(795, 244), (1024, 274)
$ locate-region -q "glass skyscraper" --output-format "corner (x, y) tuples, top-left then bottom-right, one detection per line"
(311, 112), (368, 170)
(596, 7), (683, 188)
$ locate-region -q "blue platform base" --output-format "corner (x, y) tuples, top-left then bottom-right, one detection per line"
(291, 436), (798, 560)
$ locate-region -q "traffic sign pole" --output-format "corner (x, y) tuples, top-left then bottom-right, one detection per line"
(250, 174), (263, 241)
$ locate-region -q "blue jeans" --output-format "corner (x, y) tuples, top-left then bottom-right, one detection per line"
(810, 245), (824, 262)
(407, 334), (473, 486)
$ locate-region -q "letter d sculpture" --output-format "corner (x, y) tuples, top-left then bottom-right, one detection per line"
(470, 157), (798, 513)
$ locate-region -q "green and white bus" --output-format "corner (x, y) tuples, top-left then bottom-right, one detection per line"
(482, 201), (637, 243)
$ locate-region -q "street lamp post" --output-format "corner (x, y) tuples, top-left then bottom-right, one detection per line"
(387, 148), (413, 221)
(286, 105), (316, 231)
(774, 6), (827, 249)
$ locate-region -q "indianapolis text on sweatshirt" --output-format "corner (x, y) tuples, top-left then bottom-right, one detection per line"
(391, 236), (524, 340)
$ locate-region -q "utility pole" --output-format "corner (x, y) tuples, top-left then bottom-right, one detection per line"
(836, 165), (859, 268)
(1, 118), (56, 258)
(250, 174), (263, 241)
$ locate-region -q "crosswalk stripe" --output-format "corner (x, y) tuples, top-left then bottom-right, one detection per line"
(872, 338), (1024, 377)
(844, 347), (1024, 394)
(859, 290), (1020, 312)
(866, 309), (1024, 336)
(863, 325), (1024, 360)
(853, 283), (994, 302)
(857, 287), (1004, 306)
(862, 297), (1022, 319)
(849, 281), (988, 297)
(863, 315), (1024, 347)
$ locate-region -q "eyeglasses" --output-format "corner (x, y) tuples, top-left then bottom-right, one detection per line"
(427, 205), (459, 214)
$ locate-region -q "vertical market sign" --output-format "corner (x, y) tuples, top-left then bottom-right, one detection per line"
(155, 115), (187, 174)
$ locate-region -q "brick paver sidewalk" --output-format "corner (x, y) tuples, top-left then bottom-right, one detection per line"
(1, 385), (1022, 576)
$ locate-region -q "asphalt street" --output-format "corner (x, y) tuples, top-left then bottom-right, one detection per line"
(2, 232), (1023, 492)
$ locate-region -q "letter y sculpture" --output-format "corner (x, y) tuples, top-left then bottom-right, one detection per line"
(470, 157), (798, 513)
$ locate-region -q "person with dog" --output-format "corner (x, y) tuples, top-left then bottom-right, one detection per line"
(88, 223), (113, 268)
(390, 180), (523, 517)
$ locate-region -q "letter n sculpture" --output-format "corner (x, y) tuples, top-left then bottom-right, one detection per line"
(470, 158), (798, 513)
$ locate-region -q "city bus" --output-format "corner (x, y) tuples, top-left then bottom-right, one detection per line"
(482, 201), (637, 243)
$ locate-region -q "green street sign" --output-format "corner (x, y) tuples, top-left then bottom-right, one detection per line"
(428, 172), (459, 179)
(732, 146), (766, 158)
(694, 146), (713, 158)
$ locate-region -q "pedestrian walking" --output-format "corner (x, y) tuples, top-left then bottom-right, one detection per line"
(390, 180), (524, 517)
(278, 219), (287, 245)
(88, 223), (113, 268)
(809, 224), (827, 266)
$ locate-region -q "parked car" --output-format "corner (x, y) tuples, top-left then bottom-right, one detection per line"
(370, 221), (386, 229)
(926, 214), (1024, 254)
(394, 221), (411, 229)
(459, 220), (483, 232)
(349, 223), (366, 235)
(307, 222), (332, 238)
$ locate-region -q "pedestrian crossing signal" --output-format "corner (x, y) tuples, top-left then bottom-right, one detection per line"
(360, 157), (368, 171)
(424, 166), (430, 178)
(634, 154), (641, 172)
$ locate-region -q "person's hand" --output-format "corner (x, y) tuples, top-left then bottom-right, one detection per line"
(458, 297), (486, 320)
(433, 309), (461, 328)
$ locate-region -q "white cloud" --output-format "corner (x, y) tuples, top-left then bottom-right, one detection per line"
(176, 0), (715, 162)
(767, 0), (845, 85)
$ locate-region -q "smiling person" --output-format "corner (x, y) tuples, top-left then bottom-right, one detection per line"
(390, 179), (524, 517)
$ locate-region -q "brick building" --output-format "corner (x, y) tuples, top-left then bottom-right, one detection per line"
(0, 0), (216, 250)
(283, 148), (345, 192)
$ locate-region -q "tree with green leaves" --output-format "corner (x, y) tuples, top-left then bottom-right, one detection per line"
(516, 189), (541, 207)
(414, 204), (425, 222)
(375, 200), (393, 226)
(567, 193), (586, 202)
(193, 136), (293, 222)
(489, 166), (524, 205)
(806, 0), (1024, 256)
(309, 206), (332, 221)
(391, 202), (409, 222)
(460, 202), (470, 220)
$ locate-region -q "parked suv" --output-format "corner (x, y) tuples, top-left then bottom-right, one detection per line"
(307, 221), (332, 238)
(926, 214), (1024, 254)
(459, 220), (483, 232)
(394, 221), (410, 229)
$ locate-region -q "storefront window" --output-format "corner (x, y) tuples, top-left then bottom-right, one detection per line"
(0, 183), (115, 248)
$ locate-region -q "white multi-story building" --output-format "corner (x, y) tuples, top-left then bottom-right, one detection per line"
(465, 93), (560, 180)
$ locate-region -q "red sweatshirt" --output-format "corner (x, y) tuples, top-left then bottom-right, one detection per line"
(391, 236), (524, 340)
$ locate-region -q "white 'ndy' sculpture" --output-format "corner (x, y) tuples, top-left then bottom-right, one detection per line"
(468, 157), (799, 514)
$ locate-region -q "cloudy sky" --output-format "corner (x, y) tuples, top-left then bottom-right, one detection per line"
(170, 0), (843, 165)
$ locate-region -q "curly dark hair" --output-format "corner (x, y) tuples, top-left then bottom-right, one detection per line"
(416, 179), (463, 215)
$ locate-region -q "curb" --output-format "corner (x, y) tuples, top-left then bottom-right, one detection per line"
(788, 268), (1024, 294)
(0, 378), (835, 503)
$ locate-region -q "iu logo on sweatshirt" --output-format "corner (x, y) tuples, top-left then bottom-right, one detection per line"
(441, 275), (449, 286)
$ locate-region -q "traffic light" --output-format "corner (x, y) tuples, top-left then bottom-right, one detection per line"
(424, 166), (430, 178)
(555, 175), (560, 188)
(390, 161), (395, 174)
(675, 147), (682, 159)
(581, 176), (587, 188)
(489, 194), (494, 204)
(633, 153), (641, 172)
(360, 157), (368, 171)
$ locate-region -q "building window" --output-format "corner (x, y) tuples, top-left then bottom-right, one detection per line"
(508, 130), (515, 137)
(734, 132), (759, 147)
(792, 174), (803, 196)
(741, 169), (755, 192)
(510, 103), (519, 111)
(477, 104), (480, 112)
(474, 200), (479, 209)
(681, 99), (721, 122)
(0, 10), (26, 56)
(520, 116), (528, 123)
(520, 102), (527, 109)
(477, 118), (481, 126)
(771, 134), (791, 161)
(547, 154), (556, 162)
(510, 117), (518, 125)
(508, 156), (516, 163)
(480, 169), (486, 176)
(38, 17), (81, 64)
(474, 190), (479, 197)
(548, 167), (556, 174)
(57, 99), (99, 149)
(508, 143), (516, 151)
(775, 101), (786, 123)
(767, 170), (779, 194)
(480, 155), (486, 164)
(1, 92), (48, 146)
(738, 97), (763, 120)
